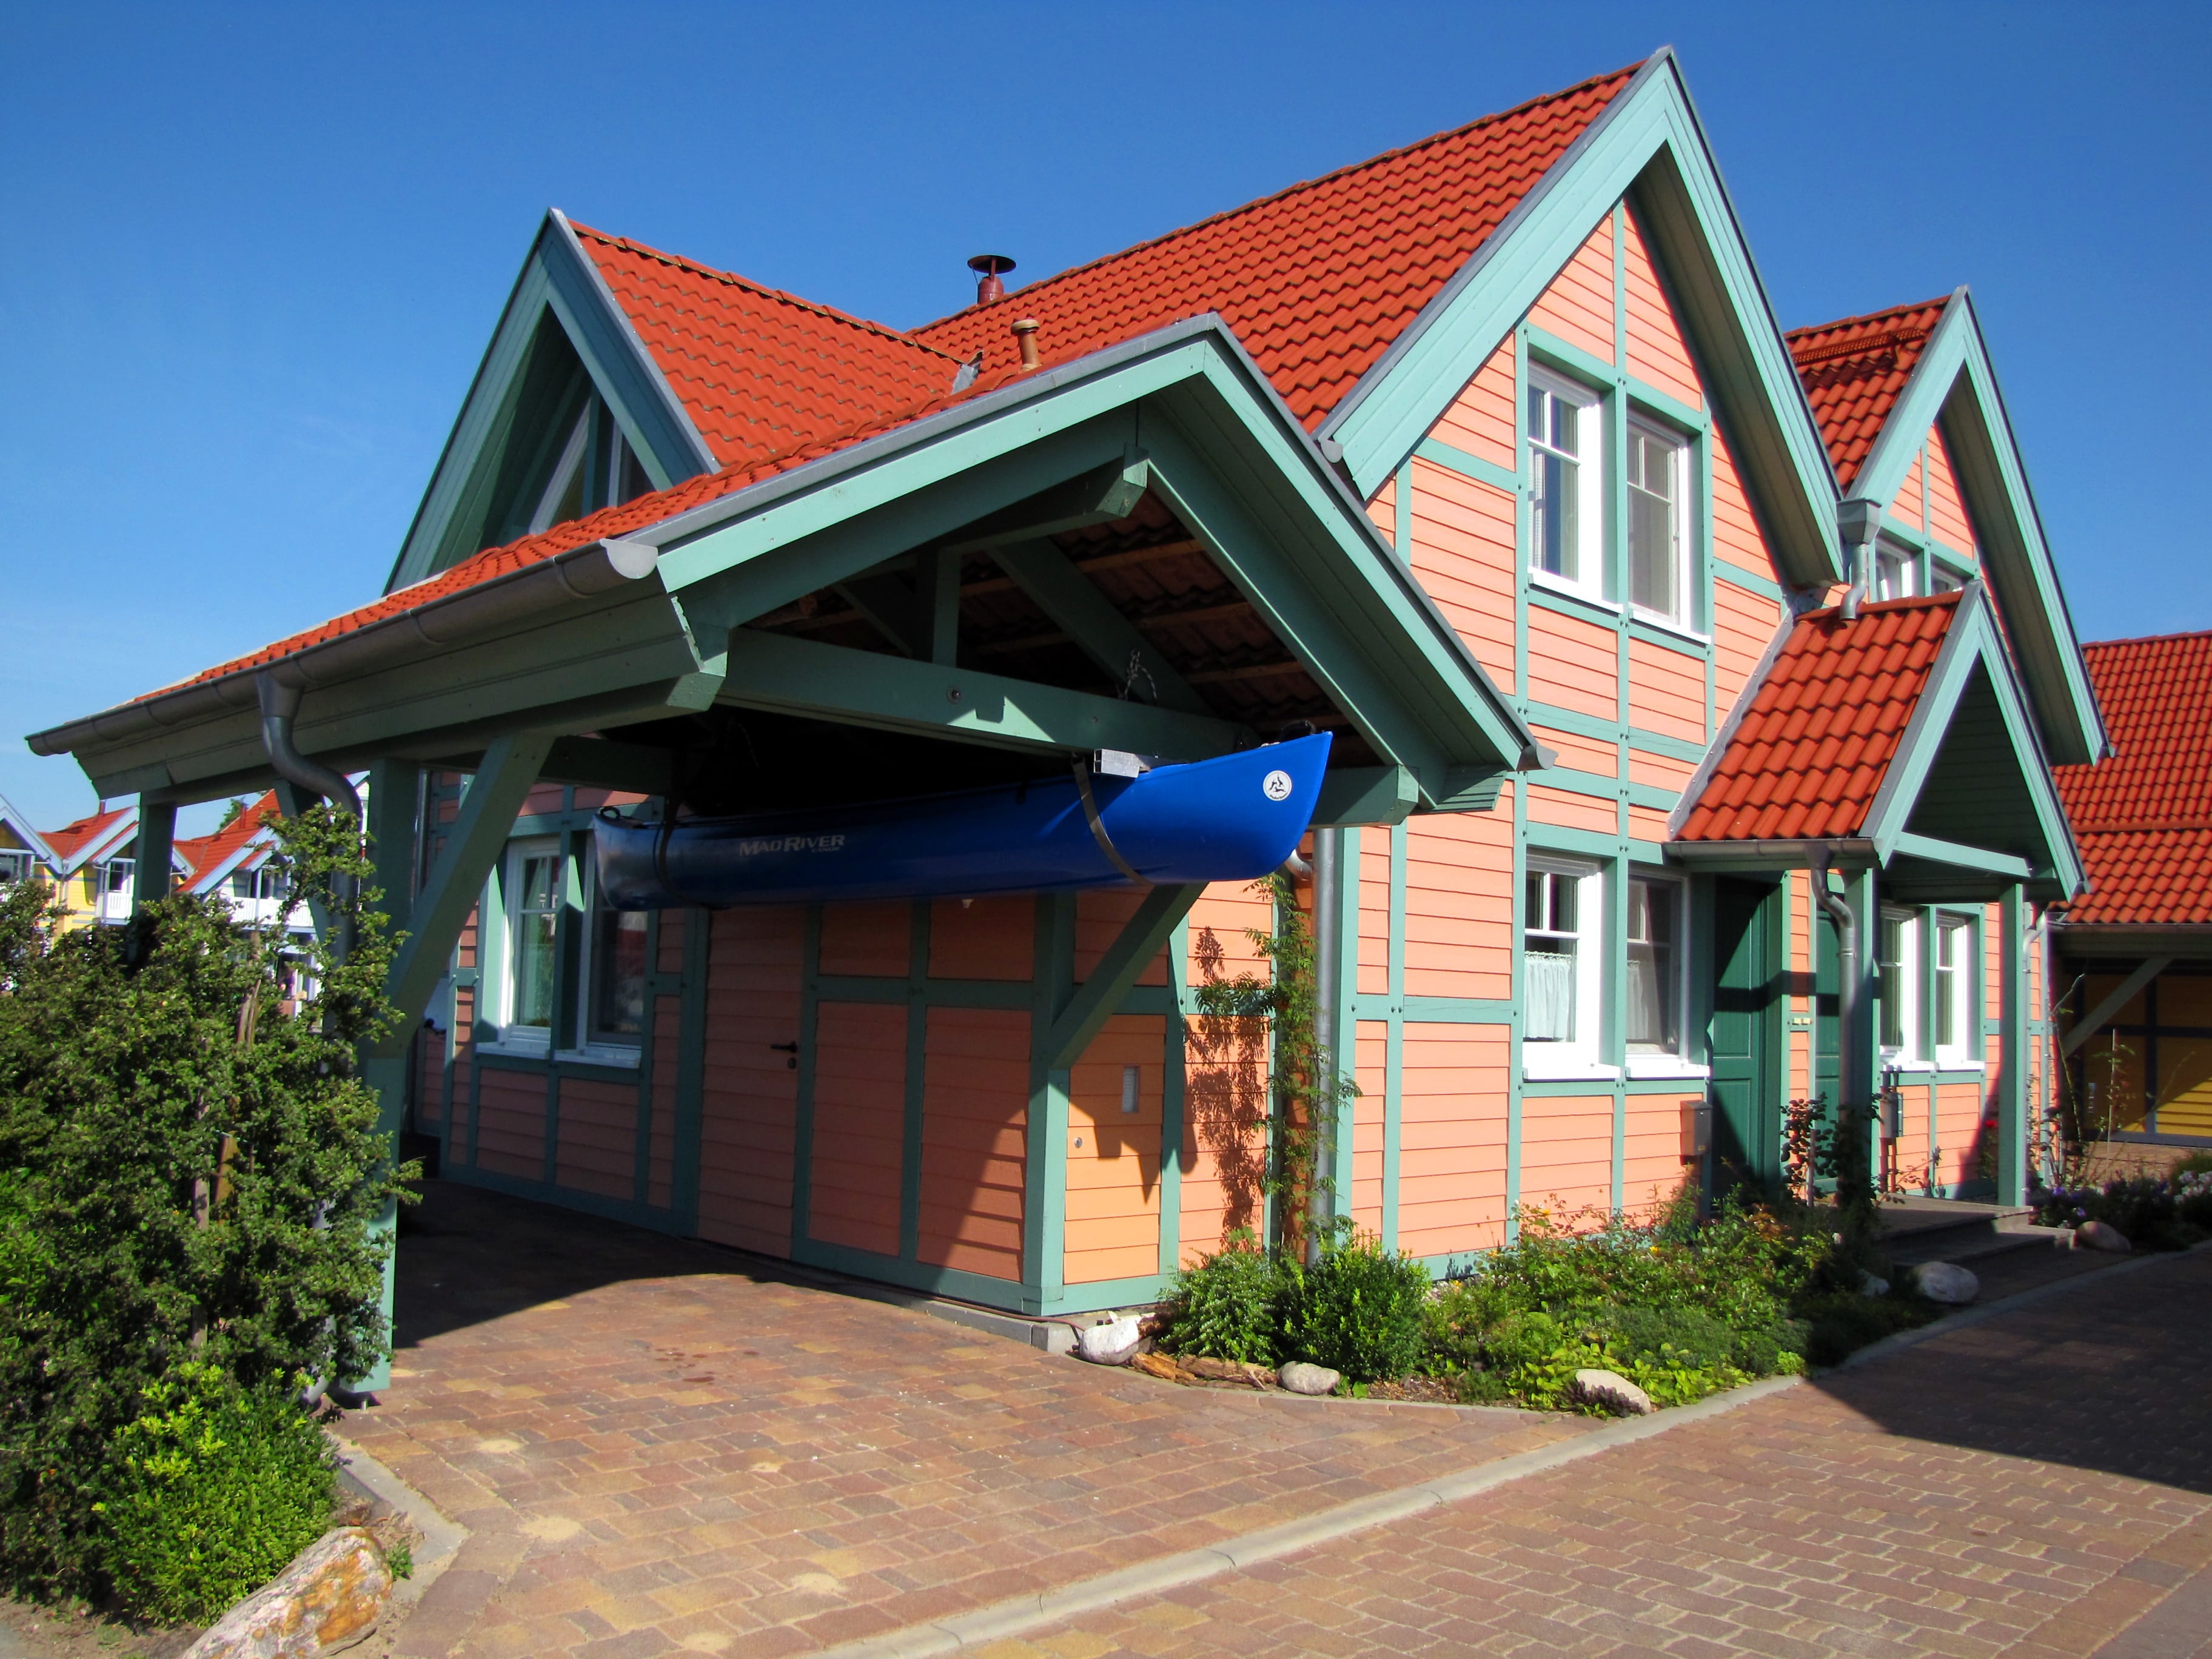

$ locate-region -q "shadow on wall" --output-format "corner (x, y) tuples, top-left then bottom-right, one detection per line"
(1183, 925), (1272, 1246)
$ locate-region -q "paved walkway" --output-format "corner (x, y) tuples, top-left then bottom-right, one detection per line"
(988, 1247), (2212, 1659)
(350, 1184), (1594, 1657)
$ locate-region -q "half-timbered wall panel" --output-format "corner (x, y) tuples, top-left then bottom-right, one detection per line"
(1627, 637), (1706, 743)
(819, 902), (909, 977)
(1403, 809), (1512, 1001)
(1525, 782), (1618, 837)
(1077, 888), (1168, 985)
(1889, 455), (1925, 534)
(1396, 1023), (1510, 1258)
(1409, 456), (1518, 693)
(930, 896), (1034, 980)
(1520, 1093), (1614, 1218)
(474, 1068), (546, 1180)
(1711, 427), (1777, 589)
(1429, 341), (1518, 473)
(1526, 606), (1617, 719)
(1352, 1021), (1388, 1238)
(1529, 217), (1615, 363)
(1935, 1080), (1985, 1190)
(1622, 207), (1701, 411)
(649, 994), (680, 1207)
(919, 1006), (1027, 1281)
(805, 1000), (907, 1256)
(1065, 1015), (1167, 1284)
(1714, 579), (1784, 717)
(1622, 1093), (1689, 1216)
(1357, 833), (1391, 997)
(554, 1076), (637, 1201)
(1533, 723), (1617, 777)
(1925, 430), (1974, 554)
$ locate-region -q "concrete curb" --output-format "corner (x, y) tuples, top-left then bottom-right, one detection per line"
(330, 1434), (469, 1609)
(814, 1375), (1801, 1659)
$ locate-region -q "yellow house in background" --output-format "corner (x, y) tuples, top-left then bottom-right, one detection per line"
(0, 796), (190, 934)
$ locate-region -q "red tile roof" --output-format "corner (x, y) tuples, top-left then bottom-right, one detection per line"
(41, 807), (135, 869)
(1676, 594), (1962, 842)
(129, 62), (1638, 704)
(574, 225), (973, 471)
(2054, 630), (2212, 926)
(176, 790), (280, 888)
(913, 65), (1637, 430)
(1786, 297), (1949, 491)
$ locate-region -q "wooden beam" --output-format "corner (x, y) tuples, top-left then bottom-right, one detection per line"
(1044, 882), (1205, 1070)
(1888, 831), (2036, 881)
(991, 538), (1209, 713)
(716, 629), (1252, 762)
(1312, 766), (1418, 827)
(960, 537), (1208, 600)
(2060, 955), (2172, 1058)
(366, 730), (554, 1057)
(934, 452), (1150, 556)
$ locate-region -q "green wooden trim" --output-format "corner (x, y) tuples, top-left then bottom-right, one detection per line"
(1326, 56), (1840, 588)
(1612, 199), (1629, 367)
(1025, 896), (1076, 1306)
(1889, 833), (2033, 880)
(1412, 436), (1520, 494)
(1383, 820), (1407, 1252)
(719, 629), (1250, 763)
(1313, 766), (1419, 828)
(371, 733), (552, 1055)
(1848, 293), (2102, 765)
(1629, 726), (1707, 763)
(1506, 776), (1527, 1241)
(992, 537), (1208, 713)
(899, 903), (931, 1262)
(1527, 580), (1623, 632)
(1998, 885), (2028, 1204)
(1327, 827), (1361, 1218)
(1523, 822), (1636, 862)
(1626, 618), (1714, 662)
(1397, 996), (1518, 1024)
(1035, 1271), (1176, 1315)
(1158, 920), (1188, 1276)
(1714, 561), (1786, 601)
(1046, 883), (1206, 1069)
(790, 1239), (1034, 1312)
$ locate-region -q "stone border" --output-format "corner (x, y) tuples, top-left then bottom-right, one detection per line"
(811, 1243), (2210, 1659)
(329, 1434), (469, 1609)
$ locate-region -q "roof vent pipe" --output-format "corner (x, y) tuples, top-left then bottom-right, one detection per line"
(1011, 317), (1041, 370)
(968, 253), (1016, 305)
(1835, 497), (1883, 622)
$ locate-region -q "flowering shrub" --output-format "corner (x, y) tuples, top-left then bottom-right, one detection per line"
(2031, 1171), (2212, 1248)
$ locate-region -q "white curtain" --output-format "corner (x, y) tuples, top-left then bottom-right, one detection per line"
(1525, 949), (1577, 1042)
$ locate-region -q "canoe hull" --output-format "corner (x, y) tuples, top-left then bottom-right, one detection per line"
(596, 733), (1332, 909)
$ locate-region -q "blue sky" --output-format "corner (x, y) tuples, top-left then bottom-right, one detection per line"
(3, 2), (2206, 832)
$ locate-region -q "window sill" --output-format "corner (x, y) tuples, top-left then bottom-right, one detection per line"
(1521, 1053), (1622, 1082)
(555, 1045), (642, 1070)
(1625, 1056), (1710, 1081)
(1529, 571), (1616, 614)
(1627, 609), (1712, 649)
(474, 1037), (551, 1062)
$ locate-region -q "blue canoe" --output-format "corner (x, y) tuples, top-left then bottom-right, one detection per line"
(596, 732), (1332, 910)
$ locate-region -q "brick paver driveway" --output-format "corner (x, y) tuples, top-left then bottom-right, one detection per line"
(1001, 1248), (2212, 1659)
(352, 1183), (1594, 1657)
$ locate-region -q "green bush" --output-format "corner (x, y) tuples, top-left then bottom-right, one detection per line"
(1162, 1233), (1283, 1364)
(1795, 1291), (1940, 1367)
(2034, 1174), (2212, 1250)
(95, 1363), (335, 1626)
(0, 809), (411, 1603)
(1280, 1232), (1429, 1382)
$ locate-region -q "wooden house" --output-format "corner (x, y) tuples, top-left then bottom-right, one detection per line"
(25, 54), (2102, 1385)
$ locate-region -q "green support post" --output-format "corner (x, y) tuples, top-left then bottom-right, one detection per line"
(1998, 884), (2028, 1205)
(132, 797), (176, 919)
(355, 759), (421, 1394)
(1025, 896), (1077, 1315)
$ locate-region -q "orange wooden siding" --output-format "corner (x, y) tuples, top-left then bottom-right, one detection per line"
(1526, 605), (1617, 719)
(820, 901), (910, 977)
(1533, 722), (1617, 777)
(1627, 637), (1706, 743)
(1396, 1024), (1510, 1258)
(919, 1006), (1027, 1281)
(1925, 429), (1974, 553)
(1621, 207), (1701, 411)
(1520, 1093), (1614, 1220)
(1621, 1093), (1690, 1219)
(805, 1000), (907, 1257)
(695, 905), (802, 1255)
(1710, 426), (1774, 587)
(1352, 1021), (1389, 1238)
(1529, 216), (1615, 363)
(1889, 454), (1926, 533)
(554, 1076), (637, 1201)
(1078, 888), (1169, 985)
(1356, 831), (1391, 997)
(929, 895), (1033, 980)
(1403, 805), (1512, 1002)
(474, 1068), (546, 1181)
(1714, 578), (1783, 716)
(1408, 456), (1518, 694)
(1429, 341), (1518, 473)
(1064, 1015), (1167, 1284)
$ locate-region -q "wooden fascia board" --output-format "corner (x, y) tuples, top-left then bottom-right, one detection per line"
(1321, 53), (1842, 588)
(386, 213), (716, 594)
(715, 630), (1253, 760)
(1848, 293), (2105, 765)
(1862, 591), (2084, 891)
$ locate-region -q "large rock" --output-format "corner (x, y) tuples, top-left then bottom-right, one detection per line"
(1858, 1270), (1891, 1298)
(2076, 1219), (2133, 1253)
(183, 1527), (392, 1659)
(1913, 1261), (1980, 1304)
(1277, 1361), (1341, 1396)
(1075, 1316), (1142, 1365)
(1570, 1369), (1655, 1417)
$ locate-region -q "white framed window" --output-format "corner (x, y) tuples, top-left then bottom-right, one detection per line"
(0, 850), (34, 885)
(1928, 559), (1966, 594)
(1626, 419), (1691, 625)
(1933, 915), (1976, 1066)
(580, 857), (648, 1050)
(1874, 535), (1917, 601)
(1626, 873), (1684, 1059)
(1527, 372), (1603, 592)
(1878, 908), (1920, 1061)
(501, 837), (561, 1051)
(1524, 857), (1606, 1075)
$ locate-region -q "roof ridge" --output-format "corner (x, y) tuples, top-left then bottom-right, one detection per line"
(908, 59), (1644, 338)
(1785, 295), (1952, 349)
(2083, 627), (2212, 652)
(571, 221), (970, 367)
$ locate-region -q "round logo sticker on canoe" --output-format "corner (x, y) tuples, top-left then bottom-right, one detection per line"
(1262, 769), (1294, 802)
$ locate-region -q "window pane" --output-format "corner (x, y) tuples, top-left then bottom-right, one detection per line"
(590, 902), (648, 1042)
(1526, 949), (1577, 1041)
(1629, 484), (1674, 614)
(512, 853), (559, 1031)
(1875, 548), (1912, 600)
(1627, 878), (1679, 1054)
(1879, 914), (1906, 1051)
(1929, 563), (1964, 593)
(1533, 452), (1579, 579)
(1550, 394), (1578, 455)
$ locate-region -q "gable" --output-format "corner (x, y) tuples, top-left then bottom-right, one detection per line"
(1315, 52), (1842, 591)
(1830, 290), (2105, 766)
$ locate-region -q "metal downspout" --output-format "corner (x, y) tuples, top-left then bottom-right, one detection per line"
(256, 672), (361, 960)
(1307, 828), (1341, 1265)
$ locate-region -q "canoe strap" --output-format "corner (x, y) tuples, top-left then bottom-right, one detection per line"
(1071, 760), (1150, 888)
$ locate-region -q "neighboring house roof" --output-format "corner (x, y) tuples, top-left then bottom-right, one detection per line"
(1676, 595), (1959, 843)
(575, 224), (974, 471)
(1785, 297), (1948, 491)
(2054, 631), (2212, 927)
(41, 805), (138, 873)
(912, 65), (1637, 430)
(176, 789), (281, 894)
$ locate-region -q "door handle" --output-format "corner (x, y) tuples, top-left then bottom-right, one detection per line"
(771, 1041), (799, 1070)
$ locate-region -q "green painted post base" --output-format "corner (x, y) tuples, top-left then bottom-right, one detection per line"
(353, 1053), (409, 1393)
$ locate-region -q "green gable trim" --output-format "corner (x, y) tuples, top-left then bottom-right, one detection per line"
(1412, 436), (1519, 494)
(1321, 52), (1841, 591)
(1848, 292), (2103, 765)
